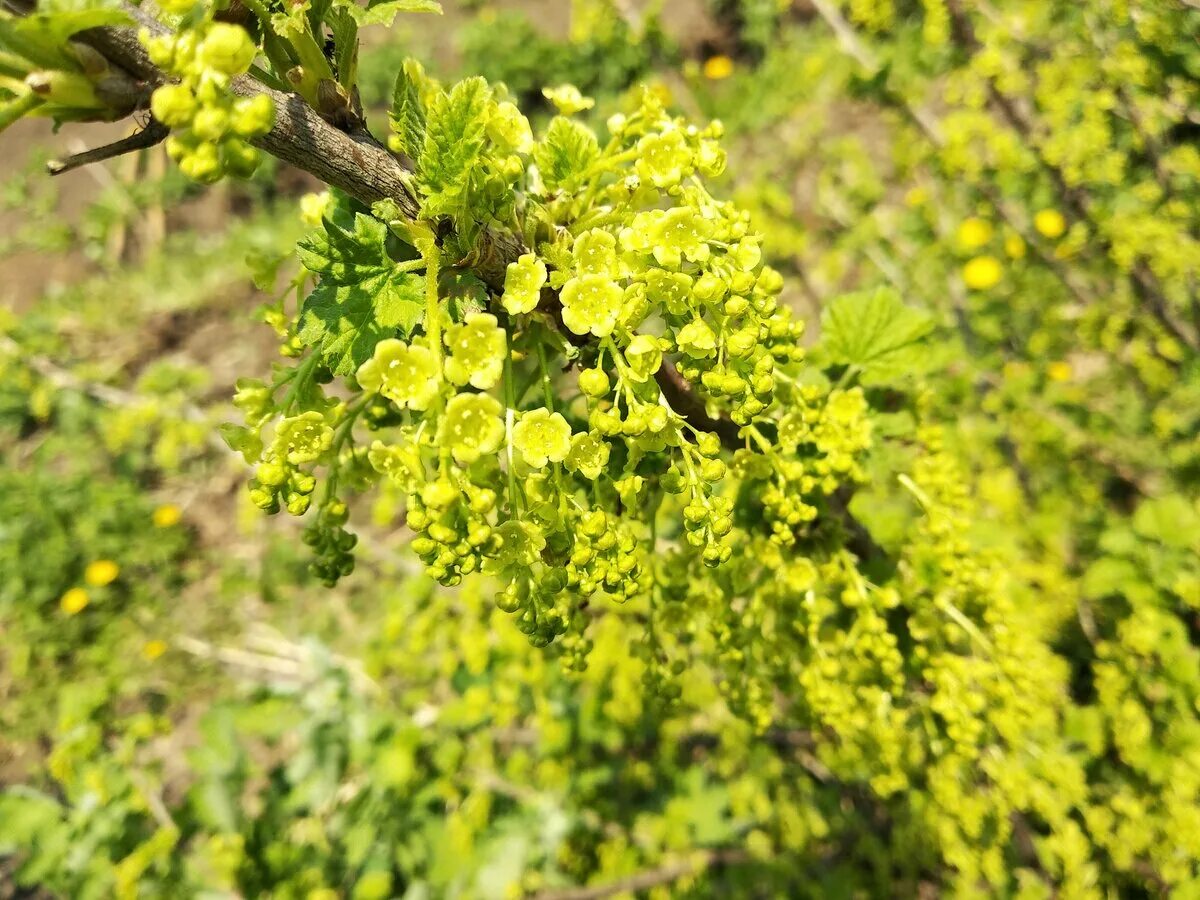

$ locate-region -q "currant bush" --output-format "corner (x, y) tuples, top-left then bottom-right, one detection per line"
(3, 0), (1199, 896)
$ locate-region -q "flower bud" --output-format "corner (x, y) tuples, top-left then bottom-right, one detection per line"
(179, 142), (222, 183)
(578, 367), (610, 397)
(221, 140), (261, 179)
(150, 83), (197, 127)
(230, 93), (274, 138)
(198, 23), (257, 76)
(191, 106), (228, 141)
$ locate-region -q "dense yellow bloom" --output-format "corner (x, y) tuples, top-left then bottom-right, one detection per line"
(963, 256), (1003, 289)
(703, 55), (735, 80)
(956, 217), (993, 250)
(152, 504), (182, 528)
(1034, 208), (1067, 239)
(142, 639), (169, 661)
(1047, 361), (1073, 382)
(60, 587), (89, 615)
(84, 560), (120, 587)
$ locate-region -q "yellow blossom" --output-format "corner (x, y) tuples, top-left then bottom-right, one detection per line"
(300, 191), (332, 227)
(1047, 361), (1072, 382)
(956, 217), (993, 250)
(645, 81), (673, 107)
(61, 587), (89, 615)
(152, 504), (182, 528)
(1034, 208), (1066, 239)
(142, 639), (169, 661)
(84, 559), (120, 587)
(703, 55), (735, 80)
(963, 256), (1003, 290)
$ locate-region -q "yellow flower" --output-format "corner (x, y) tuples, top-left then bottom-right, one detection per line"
(152, 504), (182, 528)
(1004, 233), (1026, 259)
(904, 186), (928, 208)
(61, 587), (89, 615)
(84, 559), (120, 587)
(645, 81), (673, 107)
(142, 639), (169, 661)
(299, 191), (332, 227)
(963, 256), (1003, 290)
(1034, 208), (1066, 239)
(703, 55), (735, 80)
(956, 217), (993, 250)
(1047, 361), (1072, 382)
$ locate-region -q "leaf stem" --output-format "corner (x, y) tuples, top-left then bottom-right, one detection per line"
(535, 339), (556, 410)
(503, 322), (523, 514)
(279, 353), (320, 415)
(0, 90), (43, 134)
(419, 236), (443, 362)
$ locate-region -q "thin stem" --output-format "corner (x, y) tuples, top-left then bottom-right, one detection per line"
(0, 50), (30, 79)
(239, 0), (297, 79)
(535, 340), (556, 410)
(0, 90), (43, 133)
(279, 353), (320, 415)
(47, 120), (168, 175)
(324, 394), (368, 499)
(416, 232), (443, 362)
(503, 320), (522, 513)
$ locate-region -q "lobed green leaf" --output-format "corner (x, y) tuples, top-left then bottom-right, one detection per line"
(533, 116), (599, 191)
(819, 287), (935, 383)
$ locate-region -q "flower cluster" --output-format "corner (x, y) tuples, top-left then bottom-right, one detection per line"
(227, 85), (884, 653)
(142, 21), (273, 182)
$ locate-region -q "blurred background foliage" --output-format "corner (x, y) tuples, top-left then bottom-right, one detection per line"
(1, 0), (1199, 896)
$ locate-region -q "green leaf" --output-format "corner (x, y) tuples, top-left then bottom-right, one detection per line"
(246, 247), (289, 291)
(327, 7), (359, 92)
(438, 270), (487, 322)
(300, 275), (425, 374)
(389, 59), (429, 163)
(348, 0), (441, 27)
(0, 9), (131, 70)
(533, 116), (599, 191)
(1081, 556), (1145, 601)
(419, 77), (490, 218)
(1132, 495), (1200, 549)
(819, 287), (935, 383)
(297, 212), (425, 373)
(298, 212), (395, 283)
(0, 789), (63, 851)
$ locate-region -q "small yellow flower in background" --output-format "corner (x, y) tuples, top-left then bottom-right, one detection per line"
(542, 84), (594, 115)
(153, 504), (182, 528)
(61, 587), (89, 615)
(645, 81), (673, 108)
(956, 217), (993, 250)
(702, 55), (735, 80)
(299, 191), (332, 227)
(1047, 361), (1073, 382)
(1004, 233), (1026, 259)
(1034, 208), (1066, 239)
(84, 560), (120, 587)
(142, 639), (169, 661)
(963, 255), (1003, 290)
